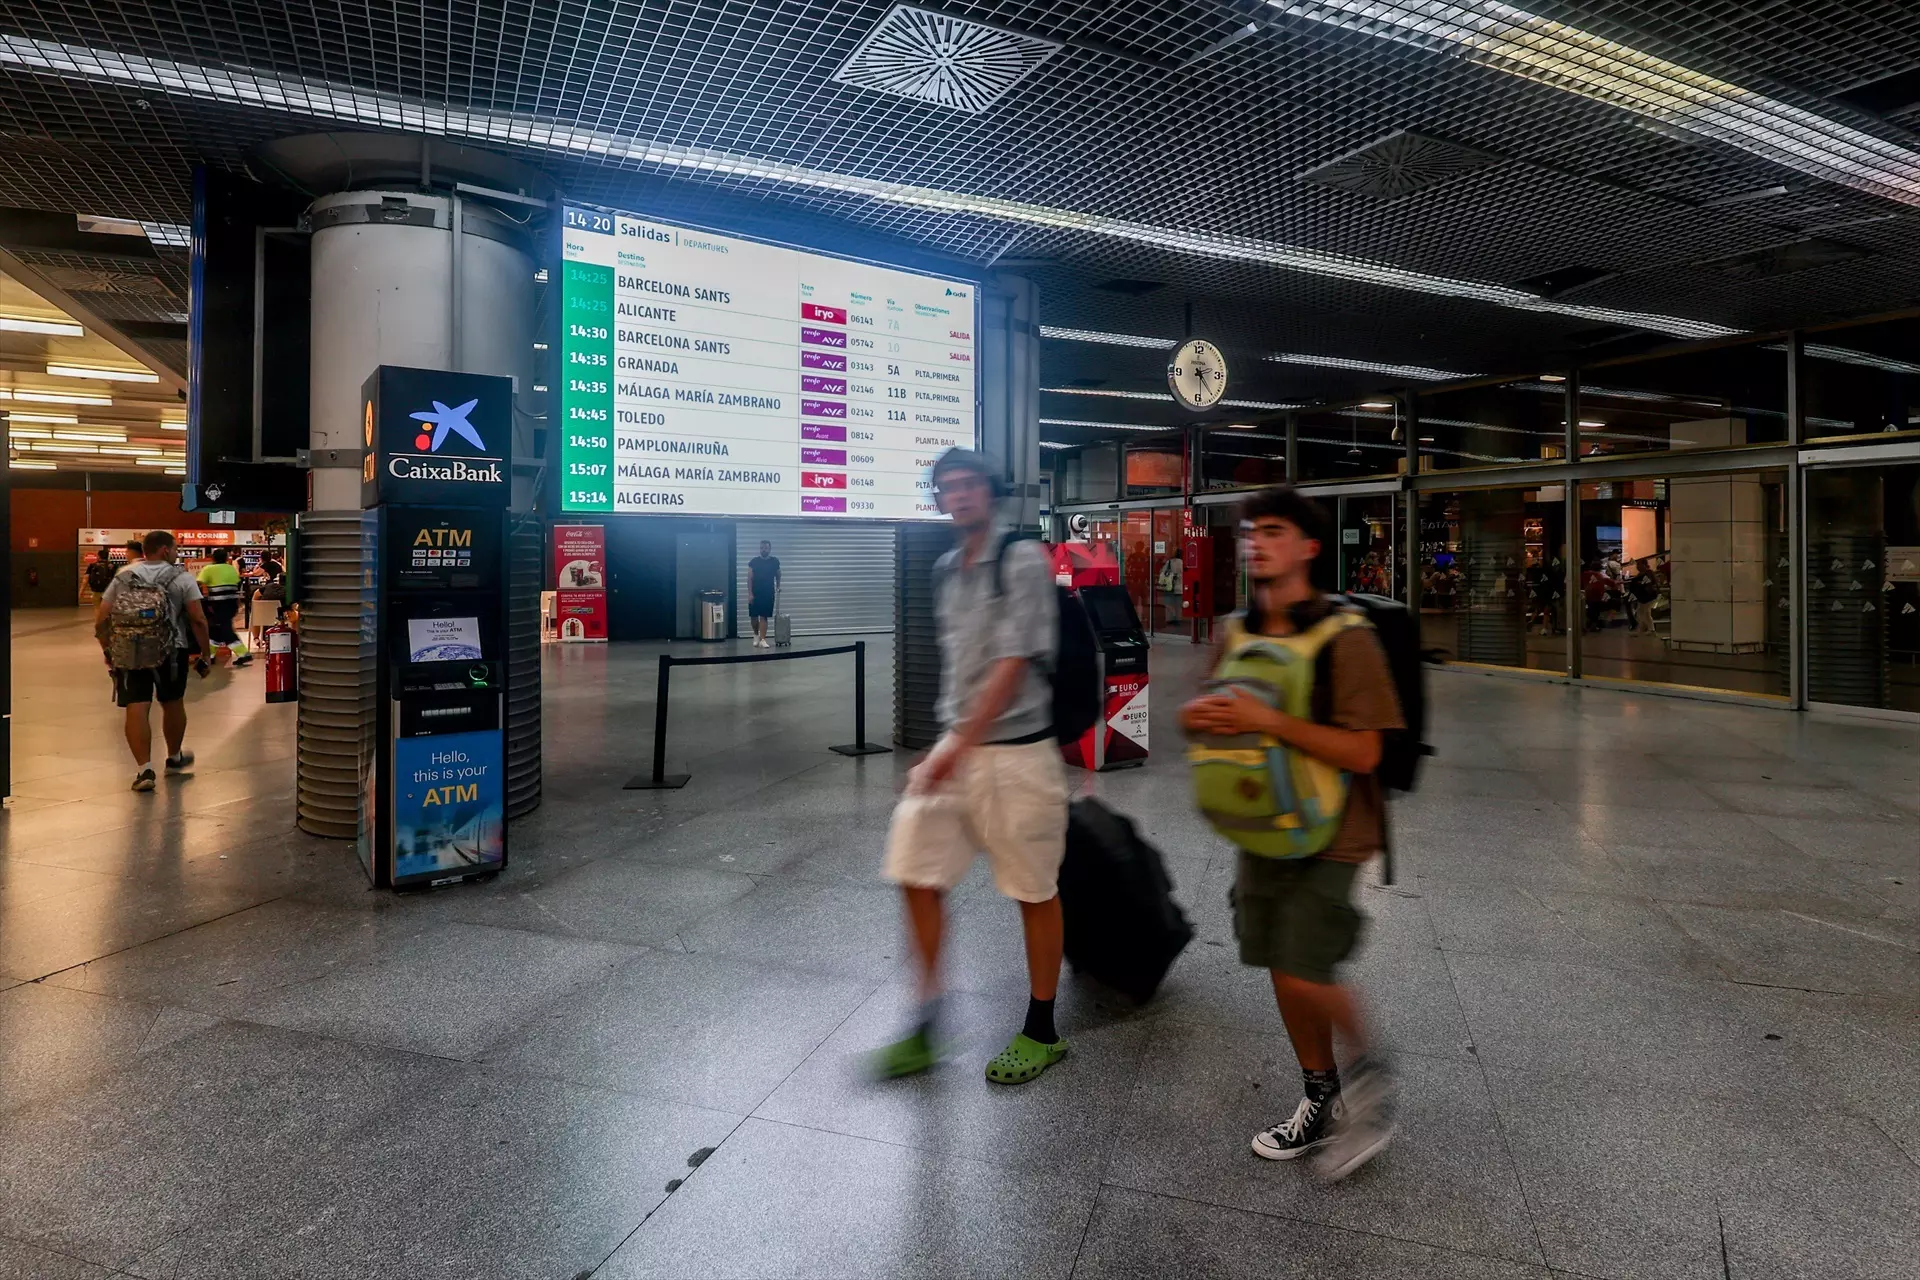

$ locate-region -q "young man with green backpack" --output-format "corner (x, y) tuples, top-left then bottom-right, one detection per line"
(1182, 484), (1404, 1181)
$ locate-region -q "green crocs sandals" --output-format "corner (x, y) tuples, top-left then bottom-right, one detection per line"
(873, 1027), (939, 1080)
(985, 1033), (1068, 1085)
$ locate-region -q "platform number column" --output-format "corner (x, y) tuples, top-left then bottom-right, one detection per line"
(561, 254), (615, 512)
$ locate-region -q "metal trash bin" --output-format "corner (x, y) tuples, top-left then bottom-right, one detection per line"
(697, 589), (727, 641)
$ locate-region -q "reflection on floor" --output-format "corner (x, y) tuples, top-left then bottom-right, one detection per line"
(3, 609), (1918, 1279)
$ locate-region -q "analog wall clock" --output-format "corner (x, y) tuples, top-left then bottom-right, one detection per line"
(1168, 338), (1228, 411)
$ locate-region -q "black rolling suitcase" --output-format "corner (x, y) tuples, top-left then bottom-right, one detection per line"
(1059, 798), (1193, 1002)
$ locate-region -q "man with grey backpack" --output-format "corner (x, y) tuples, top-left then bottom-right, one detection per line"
(95, 530), (212, 792)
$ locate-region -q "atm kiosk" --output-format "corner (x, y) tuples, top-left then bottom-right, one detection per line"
(358, 366), (515, 889)
(1064, 584), (1150, 771)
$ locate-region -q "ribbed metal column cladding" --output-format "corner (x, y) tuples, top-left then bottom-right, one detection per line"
(894, 522), (954, 749)
(506, 514), (544, 817)
(295, 511), (376, 839)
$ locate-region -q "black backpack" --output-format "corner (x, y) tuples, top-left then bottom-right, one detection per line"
(86, 559), (117, 594)
(1311, 593), (1432, 793)
(990, 532), (1102, 744)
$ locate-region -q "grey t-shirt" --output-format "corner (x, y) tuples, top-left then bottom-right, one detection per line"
(101, 561), (200, 651)
(933, 531), (1056, 742)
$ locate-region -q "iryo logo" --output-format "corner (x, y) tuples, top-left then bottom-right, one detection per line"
(408, 399), (486, 453)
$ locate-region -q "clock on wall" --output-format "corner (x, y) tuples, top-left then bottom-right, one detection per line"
(1168, 338), (1228, 411)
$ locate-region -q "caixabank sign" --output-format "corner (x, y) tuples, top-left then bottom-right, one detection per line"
(361, 366), (512, 507)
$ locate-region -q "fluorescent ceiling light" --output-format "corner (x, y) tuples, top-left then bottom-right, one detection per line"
(1579, 420), (1605, 428)
(8, 411), (79, 425)
(160, 421), (187, 430)
(26, 441), (98, 453)
(1539, 374), (1567, 383)
(140, 222), (191, 248)
(99, 445), (162, 455)
(1267, 352), (1472, 382)
(136, 456), (183, 466)
(0, 32), (1735, 341)
(1044, 386), (1176, 401)
(1039, 327), (1177, 349)
(4, 389), (113, 405)
(1040, 418), (1176, 433)
(0, 315), (83, 336)
(54, 430), (126, 442)
(1796, 343), (1920, 376)
(45, 363), (159, 383)
(1223, 399), (1300, 410)
(9, 458), (56, 470)
(1271, 1), (1920, 208)
(1039, 441), (1072, 450)
(1359, 401), (1395, 410)
(7, 427), (51, 439)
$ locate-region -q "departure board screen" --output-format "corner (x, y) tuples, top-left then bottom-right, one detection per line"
(558, 207), (978, 518)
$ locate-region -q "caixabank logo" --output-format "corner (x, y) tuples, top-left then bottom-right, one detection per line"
(364, 367), (511, 506)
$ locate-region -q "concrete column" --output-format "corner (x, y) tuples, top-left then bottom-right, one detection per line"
(307, 192), (537, 510)
(979, 272), (1041, 529)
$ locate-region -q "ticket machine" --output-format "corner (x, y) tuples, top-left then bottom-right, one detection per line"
(1063, 584), (1149, 771)
(358, 366), (514, 889)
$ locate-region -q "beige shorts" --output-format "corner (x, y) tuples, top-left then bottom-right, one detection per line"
(882, 738), (1069, 903)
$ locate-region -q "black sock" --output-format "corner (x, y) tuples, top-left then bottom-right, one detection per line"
(1021, 996), (1057, 1044)
(1302, 1067), (1341, 1104)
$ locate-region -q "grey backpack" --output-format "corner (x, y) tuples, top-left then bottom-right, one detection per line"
(106, 567), (181, 670)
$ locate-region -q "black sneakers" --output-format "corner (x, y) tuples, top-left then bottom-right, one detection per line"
(131, 768), (156, 792)
(1251, 1093), (1340, 1160)
(1314, 1054), (1397, 1182)
(164, 750), (194, 773)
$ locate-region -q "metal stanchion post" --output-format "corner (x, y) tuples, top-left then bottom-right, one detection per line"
(625, 655), (691, 789)
(831, 640), (893, 757)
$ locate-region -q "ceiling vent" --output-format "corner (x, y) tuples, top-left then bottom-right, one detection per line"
(834, 5), (1064, 114)
(1701, 238), (1868, 281)
(1298, 130), (1499, 200)
(40, 266), (176, 296)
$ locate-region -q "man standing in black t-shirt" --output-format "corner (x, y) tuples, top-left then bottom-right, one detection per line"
(748, 539), (781, 648)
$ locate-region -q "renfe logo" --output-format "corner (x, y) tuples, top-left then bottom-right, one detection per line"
(409, 399), (486, 453)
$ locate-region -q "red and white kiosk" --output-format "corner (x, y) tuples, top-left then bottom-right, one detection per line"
(1051, 541), (1149, 771)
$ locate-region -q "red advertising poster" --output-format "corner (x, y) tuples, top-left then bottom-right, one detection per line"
(1062, 672), (1148, 770)
(552, 524), (606, 589)
(553, 590), (608, 640)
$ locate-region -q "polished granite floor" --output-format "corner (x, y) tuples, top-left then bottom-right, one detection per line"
(2, 608), (1917, 1279)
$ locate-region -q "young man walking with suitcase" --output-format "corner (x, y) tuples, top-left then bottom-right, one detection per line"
(1182, 485), (1404, 1181)
(876, 447), (1072, 1086)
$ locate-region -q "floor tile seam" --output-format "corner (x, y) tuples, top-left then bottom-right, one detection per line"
(1084, 1177), (1550, 1271)
(1435, 945), (1553, 1269)
(582, 1111), (759, 1278)
(726, 971), (885, 1119)
(0, 1224), (146, 1275)
(1866, 1115), (1920, 1170)
(16, 892), (293, 986)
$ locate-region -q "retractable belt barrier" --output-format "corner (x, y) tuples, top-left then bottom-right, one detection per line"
(623, 640), (892, 790)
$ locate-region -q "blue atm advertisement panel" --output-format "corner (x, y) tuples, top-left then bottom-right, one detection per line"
(392, 729), (505, 881)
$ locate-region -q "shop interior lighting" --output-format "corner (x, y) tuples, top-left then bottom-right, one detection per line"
(7, 411), (79, 425)
(98, 445), (161, 456)
(1266, 352), (1472, 381)
(26, 441), (99, 453)
(53, 429), (126, 442)
(0, 32), (1737, 341)
(1271, 1), (1920, 208)
(2, 388), (113, 405)
(6, 427), (51, 439)
(9, 458), (56, 470)
(1040, 417), (1177, 433)
(45, 363), (159, 383)
(0, 315), (83, 336)
(136, 456), (183, 466)
(160, 418), (187, 430)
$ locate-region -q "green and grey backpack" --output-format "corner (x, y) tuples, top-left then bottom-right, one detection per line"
(1187, 609), (1368, 858)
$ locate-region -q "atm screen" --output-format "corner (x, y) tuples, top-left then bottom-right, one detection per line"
(1080, 586), (1142, 634)
(407, 616), (484, 662)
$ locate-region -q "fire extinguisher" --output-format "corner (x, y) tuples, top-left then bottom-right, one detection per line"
(263, 623), (298, 703)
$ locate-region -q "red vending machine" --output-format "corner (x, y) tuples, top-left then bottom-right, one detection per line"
(1062, 584), (1149, 771)
(1182, 533), (1214, 643)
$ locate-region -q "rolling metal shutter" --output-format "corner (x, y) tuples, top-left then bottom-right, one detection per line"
(735, 520), (899, 636)
(894, 522), (955, 749)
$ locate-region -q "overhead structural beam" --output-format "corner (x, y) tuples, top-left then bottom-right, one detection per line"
(0, 244), (186, 397)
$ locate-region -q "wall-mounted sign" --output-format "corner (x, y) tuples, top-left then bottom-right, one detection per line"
(361, 366), (512, 507)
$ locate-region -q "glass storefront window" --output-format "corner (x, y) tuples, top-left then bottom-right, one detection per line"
(1802, 317), (1920, 442)
(1806, 463), (1920, 714)
(1055, 444), (1119, 505)
(1331, 494), (1403, 598)
(1120, 511), (1153, 634)
(1123, 439), (1186, 499)
(1418, 487), (1568, 673)
(1198, 426), (1286, 492)
(1578, 342), (1789, 458)
(1578, 470), (1789, 697)
(1297, 405), (1403, 482)
(1416, 380), (1568, 470)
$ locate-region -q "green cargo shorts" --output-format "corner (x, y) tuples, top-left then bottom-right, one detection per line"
(1230, 851), (1365, 983)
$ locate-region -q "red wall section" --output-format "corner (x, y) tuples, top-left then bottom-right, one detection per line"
(10, 488), (266, 552)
